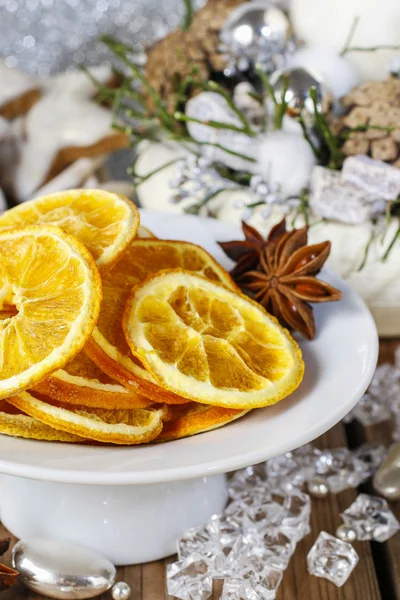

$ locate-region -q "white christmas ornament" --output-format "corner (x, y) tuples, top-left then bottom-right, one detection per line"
(255, 131), (316, 198)
(134, 141), (193, 213)
(291, 0), (400, 82)
(288, 46), (359, 103)
(185, 91), (258, 172)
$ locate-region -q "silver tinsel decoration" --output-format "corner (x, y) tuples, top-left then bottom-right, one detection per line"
(168, 155), (237, 212)
(0, 0), (206, 76)
(168, 154), (300, 218)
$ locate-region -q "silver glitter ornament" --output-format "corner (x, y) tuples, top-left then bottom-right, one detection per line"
(336, 524), (357, 543)
(111, 582), (131, 600)
(307, 477), (329, 498)
(220, 2), (294, 76)
(270, 67), (332, 120)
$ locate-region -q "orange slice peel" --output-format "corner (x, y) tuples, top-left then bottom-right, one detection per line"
(8, 392), (169, 445)
(86, 239), (236, 404)
(0, 189), (139, 271)
(32, 350), (154, 409)
(0, 402), (85, 443)
(0, 225), (101, 400)
(123, 269), (304, 409)
(157, 402), (248, 442)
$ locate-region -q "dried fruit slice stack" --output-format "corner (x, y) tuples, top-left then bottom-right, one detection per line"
(0, 191), (309, 445)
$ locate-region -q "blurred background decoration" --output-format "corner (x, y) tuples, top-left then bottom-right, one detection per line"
(0, 0), (206, 76)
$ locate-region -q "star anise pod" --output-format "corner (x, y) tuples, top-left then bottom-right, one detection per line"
(0, 537), (18, 591)
(220, 219), (342, 340)
(219, 220), (286, 278)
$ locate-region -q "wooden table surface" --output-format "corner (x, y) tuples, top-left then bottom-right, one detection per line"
(1, 340), (399, 600)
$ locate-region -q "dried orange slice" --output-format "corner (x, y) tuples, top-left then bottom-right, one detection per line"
(157, 402), (248, 442)
(0, 402), (85, 443)
(0, 189), (139, 271)
(86, 239), (236, 404)
(8, 392), (169, 445)
(32, 351), (153, 409)
(0, 226), (101, 400)
(137, 225), (157, 239)
(123, 270), (304, 409)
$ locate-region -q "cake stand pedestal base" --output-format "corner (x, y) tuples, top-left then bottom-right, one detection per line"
(0, 473), (228, 565)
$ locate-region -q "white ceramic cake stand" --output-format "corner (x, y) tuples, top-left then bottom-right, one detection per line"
(0, 212), (378, 565)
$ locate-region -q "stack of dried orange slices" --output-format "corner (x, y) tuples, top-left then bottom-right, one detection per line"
(0, 189), (304, 445)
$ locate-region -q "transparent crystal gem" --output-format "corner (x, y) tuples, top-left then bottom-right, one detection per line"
(167, 554), (212, 600)
(292, 444), (321, 480)
(226, 489), (311, 545)
(314, 448), (367, 493)
(352, 393), (391, 426)
(249, 527), (296, 570)
(341, 493), (400, 542)
(247, 500), (285, 531)
(222, 562), (283, 600)
(265, 490), (311, 542)
(178, 514), (242, 572)
(228, 465), (270, 501)
(352, 443), (386, 478)
(307, 531), (359, 587)
(266, 452), (305, 492)
(369, 363), (400, 403)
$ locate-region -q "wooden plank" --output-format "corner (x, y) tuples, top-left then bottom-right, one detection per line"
(346, 339), (400, 600)
(277, 423), (381, 600)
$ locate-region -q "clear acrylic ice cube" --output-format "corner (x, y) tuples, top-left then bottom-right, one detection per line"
(228, 465), (269, 501)
(250, 527), (297, 570)
(266, 452), (306, 492)
(178, 514), (243, 577)
(314, 448), (367, 493)
(222, 562), (283, 600)
(292, 444), (321, 480)
(352, 393), (391, 426)
(352, 444), (386, 479)
(167, 554), (212, 600)
(341, 493), (400, 542)
(178, 526), (213, 560)
(307, 531), (359, 587)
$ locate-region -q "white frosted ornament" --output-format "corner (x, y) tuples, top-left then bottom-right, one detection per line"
(288, 46), (359, 103)
(291, 0), (400, 82)
(254, 131), (316, 198)
(185, 91), (257, 172)
(134, 140), (190, 213)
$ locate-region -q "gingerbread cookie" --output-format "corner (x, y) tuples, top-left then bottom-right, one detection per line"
(0, 59), (41, 120)
(14, 68), (129, 201)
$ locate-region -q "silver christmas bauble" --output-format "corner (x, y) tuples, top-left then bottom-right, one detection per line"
(336, 524), (357, 543)
(220, 2), (293, 75)
(270, 67), (332, 119)
(111, 582), (131, 600)
(12, 538), (116, 600)
(307, 476), (329, 498)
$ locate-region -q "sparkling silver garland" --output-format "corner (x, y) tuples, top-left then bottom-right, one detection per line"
(0, 0), (206, 76)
